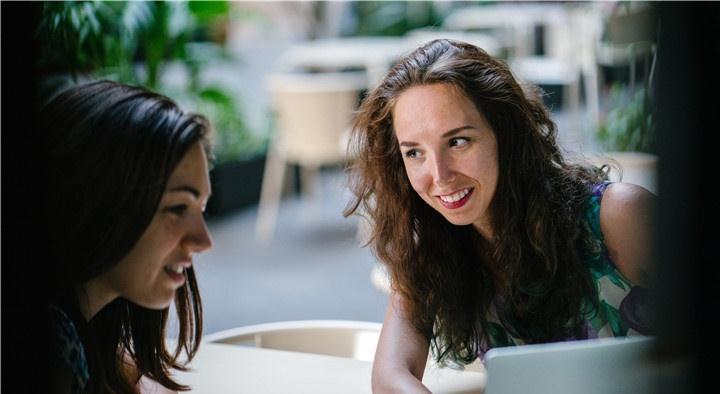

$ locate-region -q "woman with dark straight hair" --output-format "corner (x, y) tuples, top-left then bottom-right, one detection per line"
(345, 39), (655, 392)
(40, 80), (213, 393)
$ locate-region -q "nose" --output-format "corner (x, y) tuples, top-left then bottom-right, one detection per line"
(186, 215), (213, 254)
(429, 152), (455, 186)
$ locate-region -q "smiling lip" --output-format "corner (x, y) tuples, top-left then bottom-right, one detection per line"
(164, 269), (186, 285)
(436, 188), (473, 209)
(164, 261), (191, 285)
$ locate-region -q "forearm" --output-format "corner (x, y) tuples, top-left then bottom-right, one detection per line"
(372, 292), (432, 393)
(372, 366), (430, 394)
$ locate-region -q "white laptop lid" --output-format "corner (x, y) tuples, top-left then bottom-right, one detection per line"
(484, 336), (658, 394)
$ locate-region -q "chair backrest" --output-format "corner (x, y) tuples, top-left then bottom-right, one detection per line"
(203, 320), (382, 362)
(266, 72), (366, 167)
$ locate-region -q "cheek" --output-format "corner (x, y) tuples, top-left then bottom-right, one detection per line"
(404, 164), (429, 193)
(471, 145), (499, 182)
(475, 158), (499, 193)
(137, 218), (178, 261)
(161, 212), (191, 236)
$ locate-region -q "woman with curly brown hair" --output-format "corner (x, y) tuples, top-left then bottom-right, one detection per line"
(344, 39), (655, 392)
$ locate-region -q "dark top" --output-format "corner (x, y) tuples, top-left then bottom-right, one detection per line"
(50, 302), (89, 393)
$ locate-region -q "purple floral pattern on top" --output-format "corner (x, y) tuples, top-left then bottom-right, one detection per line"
(592, 181), (611, 198)
(619, 286), (654, 333)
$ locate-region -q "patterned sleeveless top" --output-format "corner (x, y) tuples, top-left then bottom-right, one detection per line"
(476, 182), (654, 361)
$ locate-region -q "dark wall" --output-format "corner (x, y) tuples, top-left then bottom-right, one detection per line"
(654, 3), (719, 394)
(1, 2), (51, 392)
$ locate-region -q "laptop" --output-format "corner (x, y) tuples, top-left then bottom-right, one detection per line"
(484, 336), (659, 394)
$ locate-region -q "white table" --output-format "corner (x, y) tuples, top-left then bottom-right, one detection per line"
(173, 342), (485, 393)
(443, 4), (569, 58)
(276, 37), (410, 86)
(278, 37), (409, 70)
(405, 29), (501, 58)
(276, 34), (500, 88)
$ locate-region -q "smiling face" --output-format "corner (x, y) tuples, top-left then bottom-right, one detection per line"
(393, 83), (499, 239)
(87, 142), (213, 313)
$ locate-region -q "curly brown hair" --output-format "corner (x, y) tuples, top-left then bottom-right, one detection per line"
(345, 39), (608, 365)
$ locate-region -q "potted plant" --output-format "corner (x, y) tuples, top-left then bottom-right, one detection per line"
(37, 1), (269, 217)
(594, 82), (657, 193)
(176, 85), (268, 218)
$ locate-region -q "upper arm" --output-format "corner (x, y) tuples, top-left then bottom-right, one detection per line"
(599, 182), (656, 286)
(372, 291), (431, 392)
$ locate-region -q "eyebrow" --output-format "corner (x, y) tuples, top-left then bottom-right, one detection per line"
(168, 185), (210, 199)
(398, 125), (476, 148)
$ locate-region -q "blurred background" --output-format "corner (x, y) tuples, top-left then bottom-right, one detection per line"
(35, 1), (659, 337)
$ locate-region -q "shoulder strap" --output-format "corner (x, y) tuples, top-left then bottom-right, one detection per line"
(585, 181), (612, 242)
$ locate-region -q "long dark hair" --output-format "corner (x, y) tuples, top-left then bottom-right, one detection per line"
(40, 80), (210, 392)
(345, 39), (607, 365)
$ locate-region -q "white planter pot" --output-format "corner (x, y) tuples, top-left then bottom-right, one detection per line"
(589, 151), (658, 194)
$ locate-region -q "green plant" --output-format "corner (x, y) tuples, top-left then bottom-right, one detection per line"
(597, 83), (654, 152)
(347, 1), (442, 37)
(168, 85), (267, 162)
(38, 1), (183, 88)
(37, 1), (266, 162)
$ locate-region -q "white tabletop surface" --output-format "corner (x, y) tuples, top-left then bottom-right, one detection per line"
(173, 342), (485, 393)
(277, 36), (411, 71)
(443, 4), (568, 31)
(275, 34), (500, 87)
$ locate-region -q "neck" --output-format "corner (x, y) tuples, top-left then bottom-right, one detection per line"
(473, 226), (506, 286)
(76, 278), (118, 321)
(473, 220), (495, 244)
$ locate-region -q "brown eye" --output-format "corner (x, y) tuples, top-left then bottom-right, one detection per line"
(449, 137), (470, 148)
(404, 149), (419, 159)
(166, 205), (188, 216)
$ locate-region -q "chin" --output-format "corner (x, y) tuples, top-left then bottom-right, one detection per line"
(156, 297), (176, 310)
(441, 214), (474, 226)
(449, 219), (473, 226)
(136, 295), (176, 310)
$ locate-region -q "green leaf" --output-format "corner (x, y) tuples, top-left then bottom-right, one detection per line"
(607, 271), (631, 290)
(199, 87), (233, 105)
(188, 1), (229, 22)
(599, 300), (628, 336)
(596, 83), (654, 152)
(82, 2), (100, 34)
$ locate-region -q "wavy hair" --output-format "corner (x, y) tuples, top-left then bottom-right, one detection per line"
(345, 40), (607, 365)
(40, 80), (210, 392)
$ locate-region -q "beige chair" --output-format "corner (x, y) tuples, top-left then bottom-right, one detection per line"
(255, 71), (367, 244)
(203, 320), (382, 362)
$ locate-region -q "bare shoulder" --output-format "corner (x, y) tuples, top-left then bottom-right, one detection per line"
(599, 182), (655, 286)
(601, 183), (655, 216)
